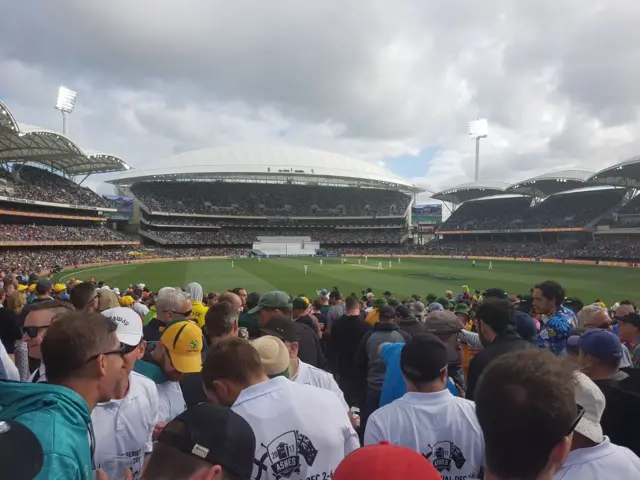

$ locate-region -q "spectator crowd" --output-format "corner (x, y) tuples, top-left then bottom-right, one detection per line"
(0, 224), (131, 243)
(0, 272), (639, 479)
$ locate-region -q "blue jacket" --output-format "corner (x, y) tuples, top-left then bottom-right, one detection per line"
(0, 381), (93, 480)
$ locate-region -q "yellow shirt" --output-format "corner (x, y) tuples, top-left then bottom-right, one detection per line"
(365, 308), (380, 327)
(191, 301), (209, 329)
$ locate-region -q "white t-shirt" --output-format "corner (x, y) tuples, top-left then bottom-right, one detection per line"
(294, 360), (349, 412)
(555, 437), (640, 480)
(364, 390), (484, 479)
(232, 377), (359, 480)
(156, 380), (186, 423)
(131, 302), (149, 318)
(92, 372), (158, 480)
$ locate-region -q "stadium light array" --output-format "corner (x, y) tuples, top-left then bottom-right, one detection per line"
(55, 86), (78, 136)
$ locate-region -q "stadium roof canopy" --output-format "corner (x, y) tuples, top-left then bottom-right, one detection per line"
(0, 100), (131, 176)
(432, 180), (511, 204)
(107, 144), (423, 193)
(589, 156), (640, 188)
(506, 169), (596, 197)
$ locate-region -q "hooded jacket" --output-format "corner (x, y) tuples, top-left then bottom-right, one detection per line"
(0, 380), (93, 480)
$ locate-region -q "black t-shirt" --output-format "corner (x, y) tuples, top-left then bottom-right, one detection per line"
(295, 315), (317, 335)
(0, 308), (22, 354)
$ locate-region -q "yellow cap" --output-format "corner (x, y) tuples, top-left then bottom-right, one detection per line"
(160, 320), (203, 373)
(119, 295), (135, 307)
(596, 301), (606, 308)
(17, 284), (27, 292)
(28, 284), (36, 293)
(53, 283), (67, 293)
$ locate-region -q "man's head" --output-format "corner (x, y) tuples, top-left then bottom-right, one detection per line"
(251, 335), (291, 378)
(102, 307), (145, 373)
(245, 292), (260, 312)
(424, 310), (461, 343)
(395, 305), (414, 322)
(230, 288), (248, 308)
(35, 279), (52, 297)
(202, 338), (267, 406)
(568, 329), (623, 380)
(329, 290), (343, 305)
(248, 291), (292, 325)
(184, 282), (204, 303)
(378, 305), (396, 323)
(156, 288), (193, 324)
(475, 349), (577, 480)
(156, 320), (204, 381)
(345, 295), (360, 315)
(261, 315), (299, 362)
(476, 298), (514, 345)
(617, 312), (640, 342)
(410, 301), (425, 319)
(219, 292), (243, 314)
(291, 297), (309, 319)
(41, 311), (126, 403)
(614, 303), (635, 320)
(22, 300), (74, 360)
(577, 305), (611, 330)
(533, 280), (565, 314)
(143, 403), (256, 480)
(204, 302), (239, 343)
(97, 288), (119, 312)
(70, 282), (99, 312)
(401, 334), (449, 392)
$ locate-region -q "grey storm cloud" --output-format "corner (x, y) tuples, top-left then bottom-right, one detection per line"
(0, 0), (639, 197)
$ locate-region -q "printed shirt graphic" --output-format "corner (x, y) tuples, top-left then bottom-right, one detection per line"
(364, 390), (484, 479)
(232, 377), (359, 480)
(536, 306), (577, 354)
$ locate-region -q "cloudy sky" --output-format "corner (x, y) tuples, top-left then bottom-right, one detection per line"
(1, 1), (639, 201)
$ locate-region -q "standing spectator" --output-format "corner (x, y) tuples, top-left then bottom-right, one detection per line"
(69, 283), (98, 313)
(141, 403), (256, 480)
(143, 288), (192, 342)
(202, 338), (359, 479)
(0, 312), (127, 480)
(355, 305), (411, 438)
(569, 329), (640, 455)
(424, 310), (465, 389)
(185, 282), (208, 328)
(475, 349), (577, 480)
(93, 307), (158, 479)
(617, 313), (640, 368)
(203, 301), (239, 345)
(135, 320), (203, 423)
(396, 305), (425, 337)
(130, 292), (149, 319)
(484, 288), (538, 343)
(219, 291), (243, 315)
(330, 295), (371, 405)
(365, 334), (484, 478)
(31, 279), (53, 304)
(466, 298), (535, 400)
(326, 290), (346, 333)
(230, 287), (248, 309)
(578, 305), (633, 367)
(533, 281), (576, 354)
(555, 371), (640, 479)
(365, 298), (387, 326)
(239, 292), (261, 337)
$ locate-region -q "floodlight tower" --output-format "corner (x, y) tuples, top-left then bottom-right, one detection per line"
(55, 86), (78, 136)
(468, 119), (488, 182)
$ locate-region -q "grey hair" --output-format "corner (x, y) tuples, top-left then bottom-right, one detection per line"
(156, 287), (191, 313)
(577, 305), (609, 328)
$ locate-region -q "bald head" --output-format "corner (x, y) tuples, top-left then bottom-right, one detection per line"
(220, 291), (242, 313)
(578, 305), (611, 329)
(615, 304), (634, 318)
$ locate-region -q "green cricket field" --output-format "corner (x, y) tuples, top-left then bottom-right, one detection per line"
(55, 257), (640, 305)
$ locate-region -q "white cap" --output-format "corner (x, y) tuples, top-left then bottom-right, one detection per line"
(137, 283), (146, 289)
(574, 371), (605, 443)
(112, 287), (120, 295)
(251, 336), (289, 377)
(102, 307), (143, 346)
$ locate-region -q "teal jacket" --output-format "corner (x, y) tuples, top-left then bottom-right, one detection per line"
(0, 381), (93, 480)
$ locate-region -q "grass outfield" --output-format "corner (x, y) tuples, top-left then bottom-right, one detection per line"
(55, 257), (639, 305)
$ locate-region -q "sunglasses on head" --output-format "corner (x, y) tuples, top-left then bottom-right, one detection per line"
(21, 325), (49, 339)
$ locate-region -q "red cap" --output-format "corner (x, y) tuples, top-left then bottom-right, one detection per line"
(333, 442), (440, 480)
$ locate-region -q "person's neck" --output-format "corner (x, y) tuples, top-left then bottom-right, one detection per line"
(411, 383), (445, 394)
(571, 433), (598, 451)
(57, 378), (100, 411)
(346, 309), (360, 316)
(247, 373), (270, 387)
(587, 367), (620, 381)
(112, 373), (131, 400)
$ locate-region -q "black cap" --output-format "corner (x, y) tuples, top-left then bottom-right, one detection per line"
(329, 290), (342, 300)
(483, 288), (508, 299)
(158, 403), (256, 479)
(378, 305), (397, 319)
(400, 333), (449, 383)
(0, 420), (44, 480)
(396, 305), (413, 319)
(383, 290), (392, 297)
(261, 315), (299, 343)
(619, 313), (640, 329)
(35, 279), (52, 295)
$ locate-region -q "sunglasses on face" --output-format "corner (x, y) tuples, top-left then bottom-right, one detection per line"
(168, 310), (192, 317)
(85, 343), (129, 364)
(21, 325), (49, 339)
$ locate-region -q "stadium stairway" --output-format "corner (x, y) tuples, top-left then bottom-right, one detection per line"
(138, 229), (168, 245)
(586, 195), (629, 230)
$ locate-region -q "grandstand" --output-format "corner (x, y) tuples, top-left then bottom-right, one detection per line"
(433, 164), (640, 263)
(108, 144), (420, 254)
(0, 101), (140, 274)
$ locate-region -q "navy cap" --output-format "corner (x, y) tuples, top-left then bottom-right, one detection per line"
(568, 330), (622, 361)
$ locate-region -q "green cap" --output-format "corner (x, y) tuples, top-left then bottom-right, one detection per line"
(248, 291), (292, 314)
(426, 293), (438, 304)
(372, 298), (388, 309)
(454, 303), (470, 317)
(436, 297), (452, 309)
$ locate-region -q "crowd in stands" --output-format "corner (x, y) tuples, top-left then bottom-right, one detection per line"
(133, 181), (411, 217)
(147, 228), (406, 245)
(422, 240), (572, 259)
(1, 270), (640, 479)
(442, 189), (625, 231)
(0, 224), (131, 243)
(0, 166), (111, 207)
(571, 237), (640, 262)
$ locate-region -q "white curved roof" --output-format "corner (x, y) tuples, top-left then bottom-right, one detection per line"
(433, 180), (511, 204)
(0, 100), (19, 132)
(108, 144), (421, 192)
(507, 169), (596, 197)
(589, 155), (640, 188)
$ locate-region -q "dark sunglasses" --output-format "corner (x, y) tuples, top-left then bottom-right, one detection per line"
(169, 309), (192, 317)
(567, 404), (586, 435)
(85, 343), (129, 364)
(21, 325), (49, 339)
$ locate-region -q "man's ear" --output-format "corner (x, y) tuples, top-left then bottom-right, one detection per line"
(547, 435), (573, 476)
